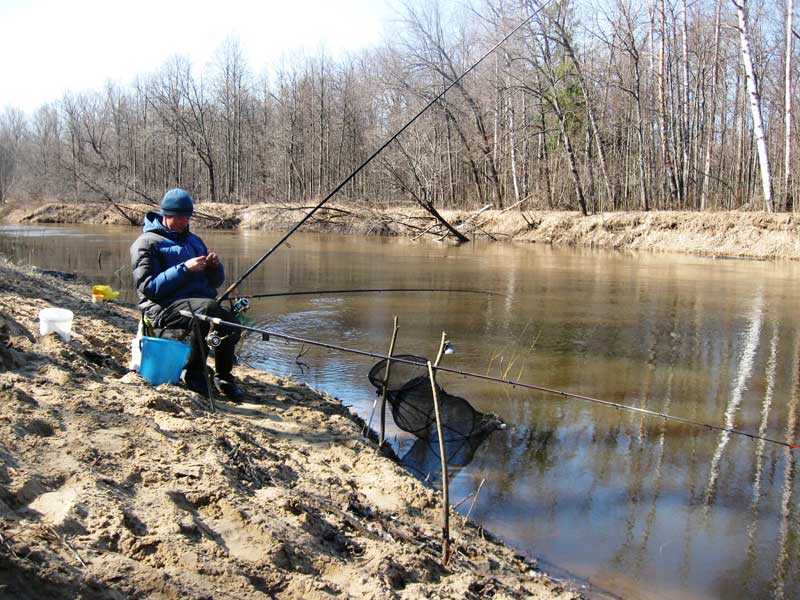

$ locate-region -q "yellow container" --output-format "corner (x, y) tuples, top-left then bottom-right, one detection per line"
(91, 285), (120, 302)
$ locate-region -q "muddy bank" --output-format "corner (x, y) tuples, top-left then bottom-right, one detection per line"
(0, 259), (575, 599)
(6, 200), (800, 260)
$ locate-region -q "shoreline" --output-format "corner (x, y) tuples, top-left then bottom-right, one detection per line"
(0, 258), (578, 599)
(4, 200), (800, 261)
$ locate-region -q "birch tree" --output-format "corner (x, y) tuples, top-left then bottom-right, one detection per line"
(733, 0), (773, 211)
(784, 0), (794, 210)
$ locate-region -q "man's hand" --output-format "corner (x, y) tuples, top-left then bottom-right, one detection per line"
(205, 252), (220, 269)
(185, 256), (207, 272)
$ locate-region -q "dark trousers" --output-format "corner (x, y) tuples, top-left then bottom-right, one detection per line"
(155, 298), (241, 378)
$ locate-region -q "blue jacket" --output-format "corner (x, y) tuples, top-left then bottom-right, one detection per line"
(130, 212), (225, 318)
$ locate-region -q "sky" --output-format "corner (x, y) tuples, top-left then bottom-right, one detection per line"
(0, 0), (396, 114)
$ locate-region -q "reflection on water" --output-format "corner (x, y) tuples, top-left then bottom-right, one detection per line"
(703, 290), (764, 509)
(2, 224), (800, 599)
(741, 323), (779, 597)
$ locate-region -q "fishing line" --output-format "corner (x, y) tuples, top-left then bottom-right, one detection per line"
(182, 312), (800, 451)
(217, 1), (554, 302)
(243, 287), (505, 300)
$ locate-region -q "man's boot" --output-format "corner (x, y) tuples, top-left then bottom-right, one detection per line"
(214, 374), (245, 402)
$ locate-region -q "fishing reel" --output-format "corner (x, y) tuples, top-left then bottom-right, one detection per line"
(205, 326), (229, 349)
(231, 297), (250, 317)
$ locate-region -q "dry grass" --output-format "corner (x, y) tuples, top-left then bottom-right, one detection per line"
(7, 200), (800, 260)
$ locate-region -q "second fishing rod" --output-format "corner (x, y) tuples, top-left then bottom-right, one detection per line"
(217, 1), (553, 304)
(184, 311), (800, 452)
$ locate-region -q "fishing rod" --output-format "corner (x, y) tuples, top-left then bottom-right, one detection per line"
(217, 2), (552, 303)
(242, 287), (505, 300)
(181, 311), (800, 451)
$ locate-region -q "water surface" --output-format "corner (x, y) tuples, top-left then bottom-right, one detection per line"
(2, 223), (799, 599)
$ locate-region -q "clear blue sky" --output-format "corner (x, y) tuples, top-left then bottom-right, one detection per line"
(1, 0), (396, 114)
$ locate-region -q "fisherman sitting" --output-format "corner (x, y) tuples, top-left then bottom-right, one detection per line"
(130, 188), (245, 401)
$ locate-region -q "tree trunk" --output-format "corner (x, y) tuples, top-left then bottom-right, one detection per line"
(508, 94), (520, 204)
(681, 0), (692, 208)
(657, 0), (680, 205)
(701, 0), (723, 210)
(554, 21), (616, 210)
(553, 94), (588, 216)
(539, 96), (554, 208)
(734, 0), (773, 211)
(784, 0), (795, 210)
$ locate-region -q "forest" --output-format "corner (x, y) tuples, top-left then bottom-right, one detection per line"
(0, 0), (796, 216)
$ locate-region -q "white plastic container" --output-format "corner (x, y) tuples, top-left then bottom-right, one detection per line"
(38, 307), (74, 342)
(128, 319), (144, 371)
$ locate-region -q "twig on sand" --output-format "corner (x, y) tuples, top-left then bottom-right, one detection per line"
(452, 478), (486, 513)
(63, 537), (87, 568)
(466, 478), (486, 520)
(449, 477), (487, 564)
(0, 530), (18, 558)
(45, 525), (87, 568)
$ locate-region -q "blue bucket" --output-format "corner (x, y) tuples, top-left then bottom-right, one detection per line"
(138, 336), (191, 385)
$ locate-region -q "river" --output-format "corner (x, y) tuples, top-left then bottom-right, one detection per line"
(2, 223), (799, 600)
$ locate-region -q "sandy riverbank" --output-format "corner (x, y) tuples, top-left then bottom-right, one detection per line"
(0, 258), (576, 599)
(5, 200), (800, 261)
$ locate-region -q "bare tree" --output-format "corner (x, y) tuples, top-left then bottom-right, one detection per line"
(700, 0), (723, 211)
(0, 109), (27, 204)
(733, 0), (773, 211)
(150, 57), (221, 201)
(784, 0), (794, 210)
(1, 0), (797, 217)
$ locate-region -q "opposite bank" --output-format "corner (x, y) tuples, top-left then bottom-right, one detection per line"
(5, 201), (800, 261)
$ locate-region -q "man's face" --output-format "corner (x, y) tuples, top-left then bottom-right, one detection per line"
(164, 214), (190, 233)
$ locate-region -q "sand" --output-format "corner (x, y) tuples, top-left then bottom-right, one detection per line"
(0, 259), (576, 599)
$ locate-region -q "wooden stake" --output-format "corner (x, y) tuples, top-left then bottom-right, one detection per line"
(364, 315), (399, 437)
(428, 331), (450, 565)
(193, 320), (215, 412)
(377, 316), (399, 448)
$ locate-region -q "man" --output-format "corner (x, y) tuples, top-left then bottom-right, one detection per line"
(130, 188), (244, 401)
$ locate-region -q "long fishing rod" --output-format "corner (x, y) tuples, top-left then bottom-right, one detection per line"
(217, 2), (552, 303)
(181, 311), (800, 451)
(242, 287), (505, 300)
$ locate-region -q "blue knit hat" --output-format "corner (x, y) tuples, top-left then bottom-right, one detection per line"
(160, 188), (194, 217)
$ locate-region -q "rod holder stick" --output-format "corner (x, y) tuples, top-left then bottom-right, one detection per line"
(365, 316), (398, 438)
(433, 331), (447, 367)
(428, 331), (450, 565)
(192, 317), (215, 413)
(377, 316), (399, 448)
(364, 398), (378, 436)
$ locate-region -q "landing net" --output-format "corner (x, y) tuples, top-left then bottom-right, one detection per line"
(368, 355), (503, 475)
